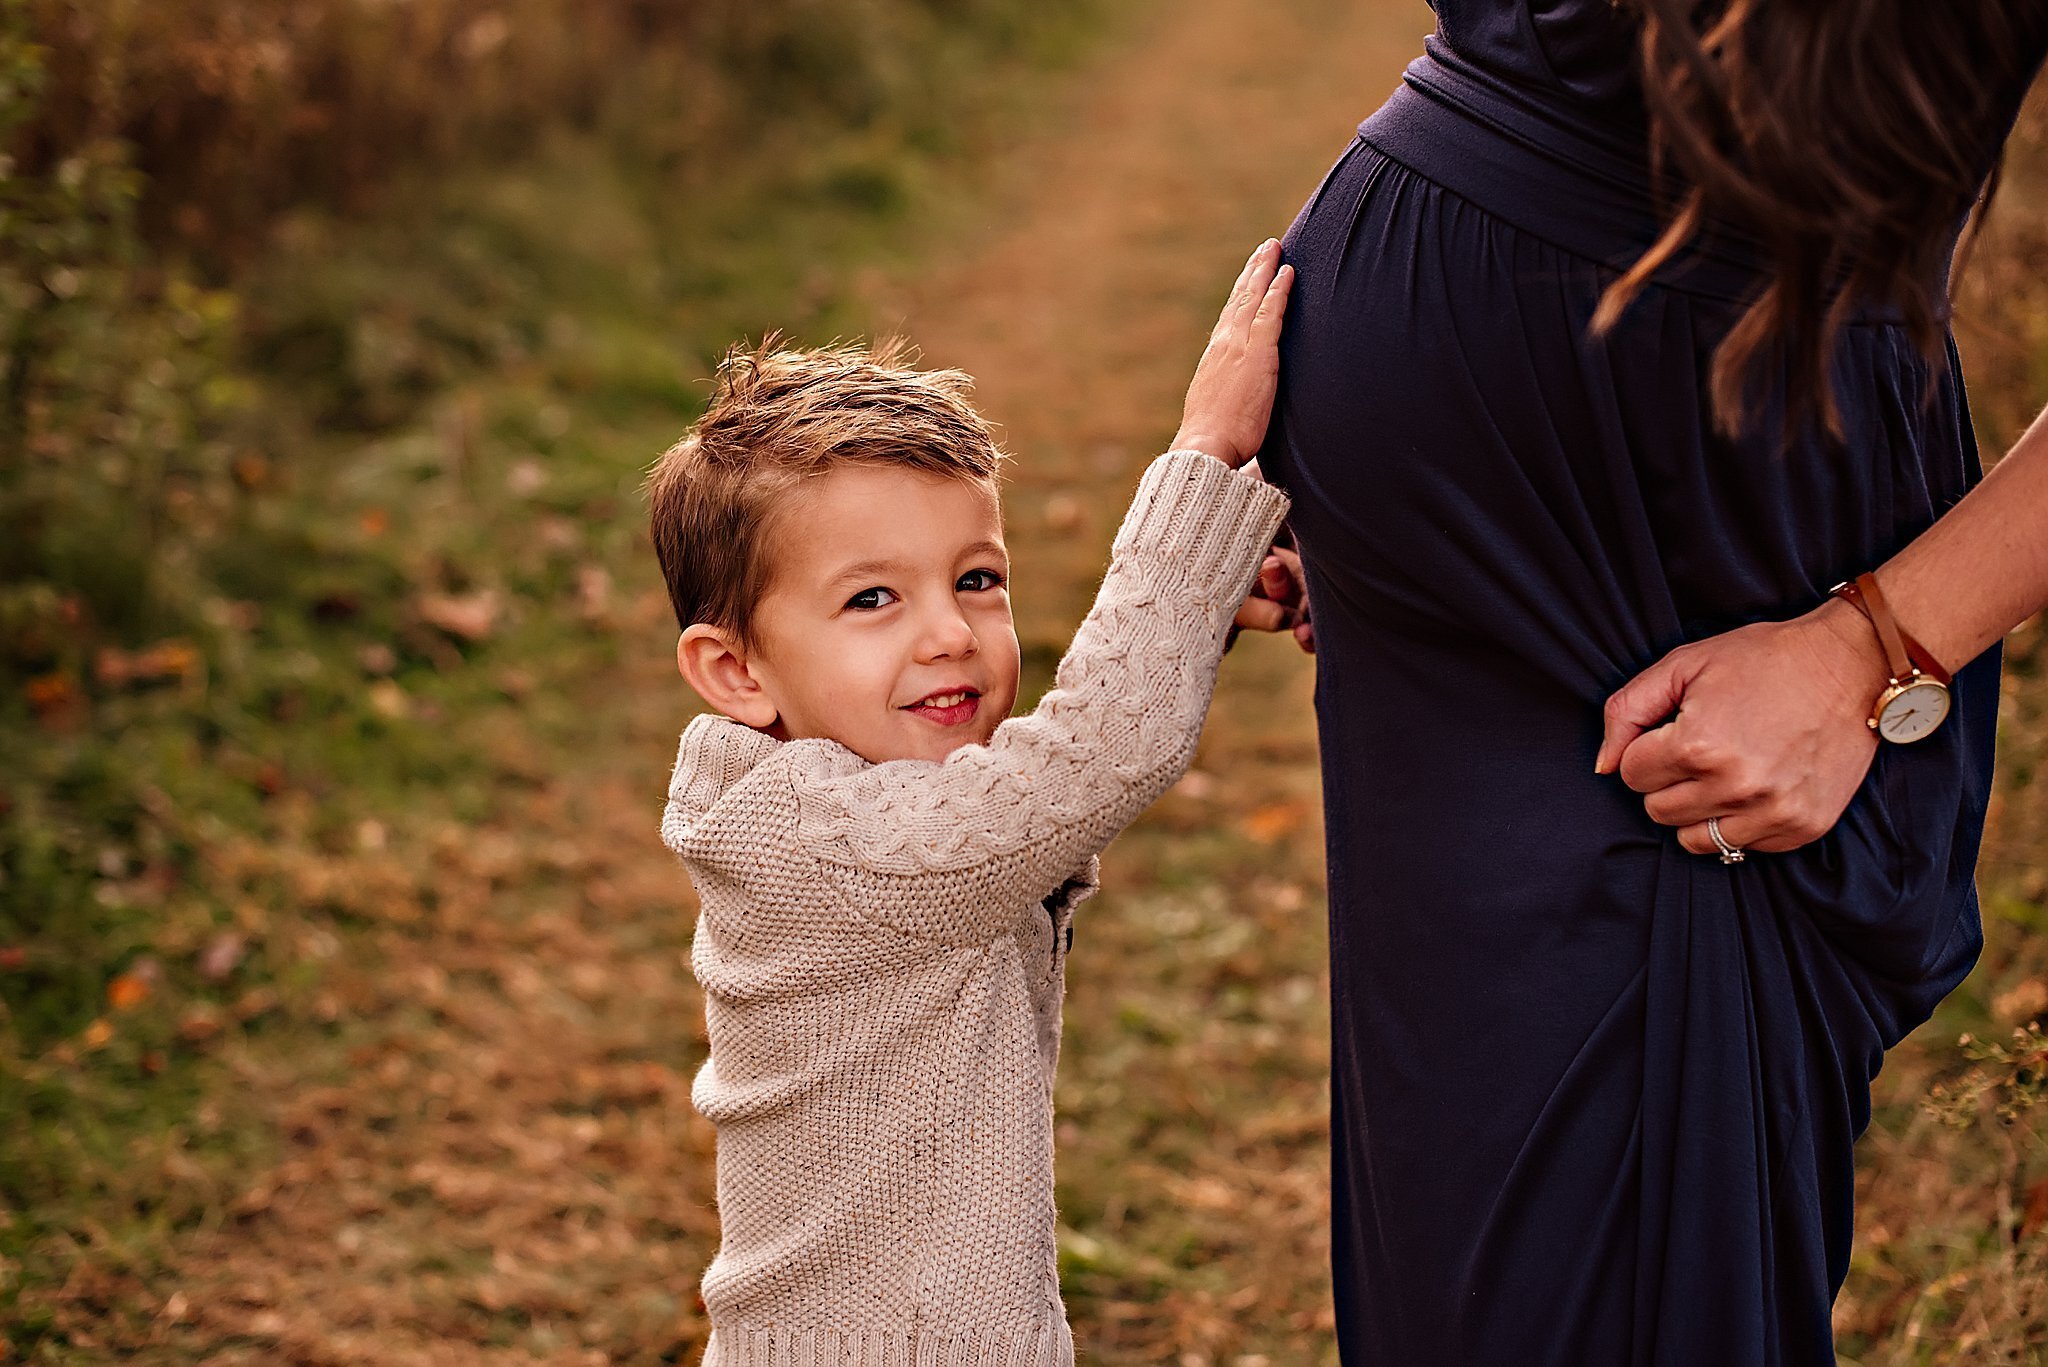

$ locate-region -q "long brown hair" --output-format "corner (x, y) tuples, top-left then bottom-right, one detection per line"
(1595, 0), (2048, 439)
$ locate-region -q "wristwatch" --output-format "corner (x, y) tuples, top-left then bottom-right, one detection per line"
(1828, 572), (1952, 744)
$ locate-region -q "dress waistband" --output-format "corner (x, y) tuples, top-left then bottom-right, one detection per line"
(1358, 42), (1901, 319)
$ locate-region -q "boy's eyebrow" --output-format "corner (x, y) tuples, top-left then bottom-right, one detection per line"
(822, 541), (1009, 587)
(958, 539), (1009, 565)
(824, 557), (910, 588)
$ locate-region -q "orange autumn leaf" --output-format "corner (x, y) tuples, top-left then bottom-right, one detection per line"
(1239, 801), (1309, 845)
(232, 454), (270, 489)
(24, 672), (77, 715)
(95, 640), (201, 689)
(2022, 1178), (2048, 1243)
(107, 973), (152, 1010)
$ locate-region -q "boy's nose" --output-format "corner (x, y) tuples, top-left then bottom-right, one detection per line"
(914, 606), (978, 662)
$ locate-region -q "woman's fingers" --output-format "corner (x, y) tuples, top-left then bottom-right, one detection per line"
(1234, 596), (1299, 634)
(1234, 547), (1310, 636)
(1613, 720), (1706, 793)
(1598, 610), (1890, 859)
(1594, 648), (1700, 774)
(1261, 546), (1309, 610)
(1641, 775), (1735, 828)
(1262, 548), (1314, 654)
(1256, 558), (1293, 601)
(1674, 811), (1799, 857)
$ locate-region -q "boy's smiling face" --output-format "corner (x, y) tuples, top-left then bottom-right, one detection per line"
(715, 464), (1021, 764)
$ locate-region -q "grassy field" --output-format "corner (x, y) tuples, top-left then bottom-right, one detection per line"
(3, 0), (2046, 1362)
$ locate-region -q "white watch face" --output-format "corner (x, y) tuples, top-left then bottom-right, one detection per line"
(1878, 680), (1951, 743)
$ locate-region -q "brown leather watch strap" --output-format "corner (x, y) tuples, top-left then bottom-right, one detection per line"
(1829, 573), (1952, 685)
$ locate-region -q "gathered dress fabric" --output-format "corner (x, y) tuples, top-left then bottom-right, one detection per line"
(1258, 3), (2045, 1363)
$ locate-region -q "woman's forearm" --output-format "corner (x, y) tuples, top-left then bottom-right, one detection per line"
(1870, 403), (2048, 674)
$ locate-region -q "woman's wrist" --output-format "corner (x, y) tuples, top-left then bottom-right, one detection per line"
(1808, 593), (1892, 720)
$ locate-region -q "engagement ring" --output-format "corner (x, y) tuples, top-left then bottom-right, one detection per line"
(1707, 816), (1746, 865)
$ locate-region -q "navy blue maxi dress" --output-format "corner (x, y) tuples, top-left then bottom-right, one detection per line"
(1259, 4), (2043, 1364)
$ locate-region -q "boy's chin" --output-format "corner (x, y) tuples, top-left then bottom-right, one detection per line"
(889, 714), (1008, 764)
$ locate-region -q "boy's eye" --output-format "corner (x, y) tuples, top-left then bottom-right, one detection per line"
(845, 586), (899, 611)
(958, 569), (1006, 592)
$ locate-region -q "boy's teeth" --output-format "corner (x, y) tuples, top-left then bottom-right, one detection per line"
(922, 692), (967, 708)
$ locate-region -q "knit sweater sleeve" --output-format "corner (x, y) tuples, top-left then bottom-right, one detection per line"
(785, 450), (1289, 947)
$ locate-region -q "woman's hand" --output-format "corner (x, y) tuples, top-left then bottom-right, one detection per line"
(1172, 239), (1294, 469)
(1592, 597), (1893, 855)
(1231, 540), (1315, 653)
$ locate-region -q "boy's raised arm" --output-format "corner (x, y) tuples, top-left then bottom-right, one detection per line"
(786, 241), (1296, 945)
(788, 450), (1288, 944)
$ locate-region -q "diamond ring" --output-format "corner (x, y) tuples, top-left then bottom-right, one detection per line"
(1707, 816), (1746, 865)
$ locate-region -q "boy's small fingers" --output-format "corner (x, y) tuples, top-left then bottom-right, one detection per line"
(1227, 242), (1267, 305)
(1230, 240), (1280, 307)
(1251, 265), (1294, 334)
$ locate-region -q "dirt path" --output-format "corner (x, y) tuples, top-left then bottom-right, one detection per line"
(138, 2), (1431, 1363)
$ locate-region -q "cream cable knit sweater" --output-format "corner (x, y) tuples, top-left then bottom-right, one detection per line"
(661, 451), (1290, 1367)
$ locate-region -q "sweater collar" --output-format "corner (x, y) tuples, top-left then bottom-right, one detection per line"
(663, 712), (781, 851)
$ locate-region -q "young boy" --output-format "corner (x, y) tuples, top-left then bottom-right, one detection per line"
(650, 241), (1294, 1365)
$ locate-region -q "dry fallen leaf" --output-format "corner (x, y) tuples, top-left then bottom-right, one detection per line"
(178, 1008), (224, 1045)
(577, 564), (613, 622)
(506, 458), (546, 496)
(368, 680), (410, 720)
(1992, 977), (2048, 1025)
(197, 932), (247, 982)
(416, 589), (501, 642)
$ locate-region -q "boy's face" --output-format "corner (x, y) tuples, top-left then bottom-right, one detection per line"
(742, 465), (1021, 764)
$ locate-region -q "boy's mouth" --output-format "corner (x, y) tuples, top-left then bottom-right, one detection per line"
(903, 688), (981, 727)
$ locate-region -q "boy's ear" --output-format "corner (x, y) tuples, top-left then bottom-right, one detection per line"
(677, 625), (779, 730)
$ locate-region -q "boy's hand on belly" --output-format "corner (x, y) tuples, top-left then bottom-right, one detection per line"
(1171, 238), (1294, 469)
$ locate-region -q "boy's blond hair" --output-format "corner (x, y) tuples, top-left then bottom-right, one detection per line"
(647, 338), (1006, 645)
